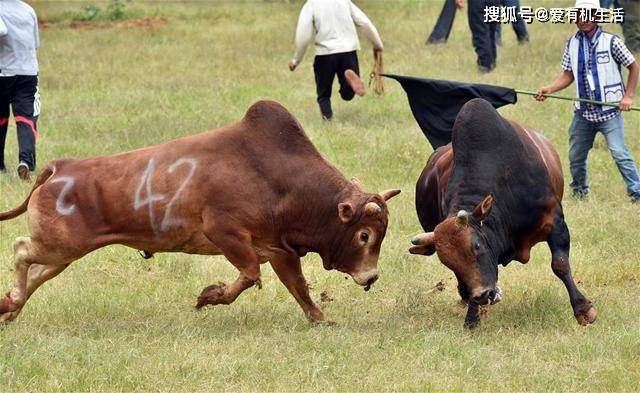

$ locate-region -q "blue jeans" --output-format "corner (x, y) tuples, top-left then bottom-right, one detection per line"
(568, 113), (640, 197)
(600, 0), (620, 8)
(495, 0), (529, 43)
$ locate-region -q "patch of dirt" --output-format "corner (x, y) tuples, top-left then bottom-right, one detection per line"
(38, 20), (51, 29)
(424, 281), (446, 296)
(320, 291), (333, 303)
(69, 17), (168, 30)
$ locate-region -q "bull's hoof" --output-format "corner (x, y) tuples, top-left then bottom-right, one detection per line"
(0, 294), (15, 315)
(0, 310), (19, 323)
(195, 283), (227, 309)
(575, 306), (597, 326)
(464, 319), (480, 329)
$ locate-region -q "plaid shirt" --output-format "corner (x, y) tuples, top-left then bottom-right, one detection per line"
(561, 28), (636, 123)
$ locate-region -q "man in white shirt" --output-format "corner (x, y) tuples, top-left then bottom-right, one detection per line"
(0, 0), (41, 181)
(289, 0), (383, 120)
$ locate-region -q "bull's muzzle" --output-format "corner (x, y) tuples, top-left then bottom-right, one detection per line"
(351, 269), (379, 292)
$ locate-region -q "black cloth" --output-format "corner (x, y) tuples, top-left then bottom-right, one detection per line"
(383, 74), (517, 149)
(427, 0), (457, 43)
(313, 51), (360, 119)
(469, 0), (500, 69)
(0, 75), (39, 171)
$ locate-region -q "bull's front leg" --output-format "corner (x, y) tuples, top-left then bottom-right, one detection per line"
(196, 229), (261, 309)
(269, 253), (330, 325)
(547, 213), (596, 326)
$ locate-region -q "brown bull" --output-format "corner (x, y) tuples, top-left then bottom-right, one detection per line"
(0, 100), (400, 324)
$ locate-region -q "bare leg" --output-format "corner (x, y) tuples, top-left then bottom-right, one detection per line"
(196, 228), (261, 308)
(269, 253), (328, 324)
(547, 213), (596, 325)
(0, 263), (70, 322)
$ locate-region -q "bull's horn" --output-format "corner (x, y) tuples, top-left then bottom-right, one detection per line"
(364, 201), (382, 216)
(351, 177), (363, 190)
(456, 210), (469, 227)
(411, 232), (435, 246)
(380, 189), (401, 201)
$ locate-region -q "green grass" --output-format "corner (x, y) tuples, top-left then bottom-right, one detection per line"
(1, 0), (639, 391)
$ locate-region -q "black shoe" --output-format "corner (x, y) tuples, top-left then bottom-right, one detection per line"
(572, 190), (589, 200)
(478, 65), (493, 74)
(427, 37), (447, 45)
(631, 195), (640, 204)
(322, 115), (332, 121)
(518, 35), (530, 45)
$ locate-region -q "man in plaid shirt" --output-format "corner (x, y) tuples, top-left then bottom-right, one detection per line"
(536, 0), (640, 203)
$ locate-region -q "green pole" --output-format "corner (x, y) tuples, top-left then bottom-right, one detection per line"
(515, 89), (640, 112)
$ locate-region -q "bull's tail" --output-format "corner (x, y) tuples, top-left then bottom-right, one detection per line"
(0, 165), (55, 221)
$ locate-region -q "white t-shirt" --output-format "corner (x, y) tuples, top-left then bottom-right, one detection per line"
(291, 0), (383, 65)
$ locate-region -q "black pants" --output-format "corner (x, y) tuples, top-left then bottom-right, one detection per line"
(427, 0), (457, 43)
(0, 75), (39, 171)
(313, 51), (359, 119)
(468, 0), (500, 69)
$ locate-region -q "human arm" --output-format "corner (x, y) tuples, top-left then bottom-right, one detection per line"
(620, 62), (638, 111)
(350, 1), (383, 51)
(456, 0), (464, 10)
(535, 71), (575, 101)
(289, 2), (314, 71)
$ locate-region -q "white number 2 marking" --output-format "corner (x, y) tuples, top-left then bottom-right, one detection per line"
(160, 158), (197, 232)
(134, 157), (198, 235)
(51, 176), (77, 216)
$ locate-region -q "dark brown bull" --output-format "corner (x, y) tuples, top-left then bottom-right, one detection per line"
(0, 100), (400, 324)
(409, 98), (595, 328)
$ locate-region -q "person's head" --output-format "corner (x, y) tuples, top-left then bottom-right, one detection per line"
(573, 0), (603, 34)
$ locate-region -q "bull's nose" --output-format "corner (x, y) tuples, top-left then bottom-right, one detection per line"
(364, 274), (379, 292)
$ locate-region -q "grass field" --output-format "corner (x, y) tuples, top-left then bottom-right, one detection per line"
(1, 0), (639, 391)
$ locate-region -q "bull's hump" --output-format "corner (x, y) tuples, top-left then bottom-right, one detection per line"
(241, 100), (319, 155)
(451, 98), (520, 155)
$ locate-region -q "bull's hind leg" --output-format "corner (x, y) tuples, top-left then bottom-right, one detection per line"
(0, 237), (38, 320)
(269, 253), (329, 325)
(547, 213), (596, 326)
(0, 263), (70, 322)
(196, 228), (261, 309)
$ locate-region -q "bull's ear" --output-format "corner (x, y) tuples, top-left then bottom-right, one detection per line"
(380, 189), (401, 202)
(473, 194), (493, 221)
(338, 202), (354, 223)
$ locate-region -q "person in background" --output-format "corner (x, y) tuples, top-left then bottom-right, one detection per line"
(456, 0), (501, 73)
(427, 0), (457, 44)
(289, 0), (383, 120)
(619, 0), (639, 53)
(494, 0), (529, 45)
(0, 0), (41, 181)
(535, 0), (640, 203)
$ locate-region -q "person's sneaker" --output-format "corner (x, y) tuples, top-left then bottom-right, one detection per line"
(17, 162), (30, 181)
(518, 35), (530, 45)
(0, 166), (6, 175)
(344, 69), (366, 97)
(572, 189), (589, 200)
(426, 37), (447, 45)
(631, 194), (640, 204)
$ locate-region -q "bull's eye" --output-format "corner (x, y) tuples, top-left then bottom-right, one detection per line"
(474, 242), (481, 250)
(360, 232), (369, 243)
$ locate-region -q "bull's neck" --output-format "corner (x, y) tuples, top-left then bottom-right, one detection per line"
(282, 173), (355, 257)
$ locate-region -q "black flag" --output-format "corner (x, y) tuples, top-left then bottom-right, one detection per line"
(383, 74), (517, 149)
